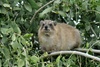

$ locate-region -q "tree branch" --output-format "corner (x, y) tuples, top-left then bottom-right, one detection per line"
(40, 51), (100, 62)
(87, 10), (100, 14)
(30, 0), (55, 24)
(75, 48), (100, 54)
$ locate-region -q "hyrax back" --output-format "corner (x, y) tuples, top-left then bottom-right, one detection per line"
(38, 20), (81, 52)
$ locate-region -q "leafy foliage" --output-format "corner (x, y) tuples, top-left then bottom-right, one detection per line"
(0, 0), (100, 67)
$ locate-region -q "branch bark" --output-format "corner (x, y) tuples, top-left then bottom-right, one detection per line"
(30, 0), (55, 24)
(40, 51), (100, 62)
(75, 48), (100, 54)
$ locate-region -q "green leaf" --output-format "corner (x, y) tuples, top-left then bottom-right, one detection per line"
(56, 55), (61, 67)
(82, 1), (88, 10)
(85, 22), (91, 31)
(96, 12), (100, 21)
(70, 0), (75, 4)
(3, 60), (9, 67)
(86, 42), (90, 48)
(42, 52), (48, 57)
(3, 3), (12, 9)
(30, 55), (39, 63)
(46, 63), (54, 67)
(1, 36), (8, 44)
(11, 21), (21, 34)
(58, 11), (66, 17)
(0, 60), (1, 67)
(96, 6), (100, 11)
(27, 0), (39, 9)
(17, 58), (24, 67)
(2, 46), (10, 59)
(3, 3), (10, 7)
(63, 6), (70, 12)
(1, 28), (9, 35)
(0, 1), (3, 6)
(11, 41), (22, 50)
(13, 7), (21, 11)
(24, 2), (32, 12)
(0, 7), (7, 14)
(23, 33), (33, 39)
(11, 33), (16, 41)
(1, 28), (12, 35)
(54, 0), (61, 4)
(39, 7), (53, 18)
(20, 36), (27, 45)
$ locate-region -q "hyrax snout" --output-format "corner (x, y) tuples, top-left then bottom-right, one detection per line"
(38, 20), (81, 52)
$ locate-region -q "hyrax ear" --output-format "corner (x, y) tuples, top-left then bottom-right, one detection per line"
(40, 20), (44, 26)
(53, 21), (57, 26)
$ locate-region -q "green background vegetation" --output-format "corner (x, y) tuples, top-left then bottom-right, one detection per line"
(0, 0), (100, 67)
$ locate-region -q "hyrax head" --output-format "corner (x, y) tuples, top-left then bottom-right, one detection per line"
(39, 20), (56, 36)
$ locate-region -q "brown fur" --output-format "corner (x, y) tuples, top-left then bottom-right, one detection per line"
(38, 20), (81, 52)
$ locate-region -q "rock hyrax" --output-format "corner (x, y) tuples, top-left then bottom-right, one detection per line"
(38, 20), (81, 52)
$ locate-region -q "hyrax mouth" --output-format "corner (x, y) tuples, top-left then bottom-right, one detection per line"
(45, 33), (50, 36)
(43, 27), (52, 36)
(42, 29), (50, 36)
(44, 29), (50, 33)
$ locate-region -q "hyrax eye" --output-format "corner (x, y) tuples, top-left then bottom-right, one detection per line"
(49, 24), (52, 26)
(42, 23), (45, 26)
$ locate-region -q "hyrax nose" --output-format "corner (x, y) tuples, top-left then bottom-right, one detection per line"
(45, 26), (48, 30)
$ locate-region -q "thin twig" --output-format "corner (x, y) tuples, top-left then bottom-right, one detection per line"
(40, 51), (100, 62)
(87, 10), (100, 14)
(75, 48), (100, 54)
(90, 26), (98, 39)
(30, 0), (55, 24)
